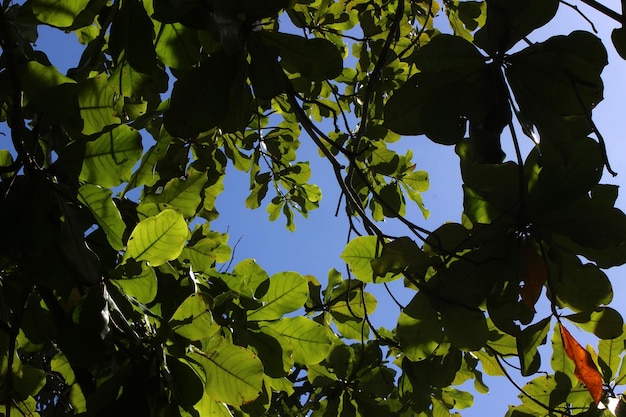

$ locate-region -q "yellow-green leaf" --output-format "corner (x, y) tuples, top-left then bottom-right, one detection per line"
(124, 209), (188, 266)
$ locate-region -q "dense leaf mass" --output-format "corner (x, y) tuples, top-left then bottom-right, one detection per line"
(0, 0), (625, 416)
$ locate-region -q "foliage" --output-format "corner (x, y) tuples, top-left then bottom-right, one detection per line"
(0, 0), (625, 416)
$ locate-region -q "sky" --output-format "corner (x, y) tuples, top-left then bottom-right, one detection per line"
(10, 1), (626, 416)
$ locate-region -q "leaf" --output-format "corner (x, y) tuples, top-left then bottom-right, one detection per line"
(124, 209), (189, 266)
(565, 308), (624, 340)
(154, 22), (202, 70)
(224, 258), (269, 297)
(77, 184), (126, 250)
(80, 125), (143, 187)
(397, 292), (444, 361)
(13, 365), (46, 400)
(439, 301), (489, 351)
(111, 261), (158, 304)
(612, 27), (626, 60)
(108, 0), (159, 74)
(550, 256), (613, 313)
(124, 125), (173, 192)
(169, 293), (220, 341)
(165, 355), (205, 407)
(258, 32), (343, 81)
(520, 240), (548, 312)
(261, 317), (334, 365)
(559, 323), (604, 404)
(247, 272), (308, 321)
(31, 0), (91, 28)
(78, 73), (121, 135)
(50, 353), (86, 413)
(189, 342), (263, 406)
(383, 35), (489, 144)
(517, 317), (551, 376)
(164, 52), (240, 138)
(474, 0), (559, 55)
(181, 233), (231, 273)
(340, 236), (398, 283)
(247, 326), (294, 377)
(142, 167), (208, 218)
(598, 327), (626, 381)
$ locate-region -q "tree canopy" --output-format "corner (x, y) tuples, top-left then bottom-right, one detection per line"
(1, 0), (626, 416)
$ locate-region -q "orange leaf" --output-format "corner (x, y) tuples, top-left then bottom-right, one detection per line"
(520, 240), (548, 312)
(559, 323), (604, 404)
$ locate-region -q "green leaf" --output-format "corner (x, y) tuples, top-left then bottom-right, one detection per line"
(78, 73), (121, 135)
(31, 0), (91, 28)
(165, 355), (205, 407)
(550, 321), (576, 385)
(261, 317), (334, 365)
(517, 317), (551, 376)
(383, 35), (489, 144)
(397, 292), (444, 361)
(506, 31), (607, 136)
(124, 209), (189, 266)
(474, 0), (559, 54)
(164, 52), (241, 138)
(189, 342), (263, 406)
(169, 293), (220, 341)
(551, 258), (613, 313)
(13, 365), (46, 400)
(124, 125), (173, 192)
(109, 0), (160, 74)
(143, 168), (208, 218)
(439, 301), (489, 351)
(80, 125), (143, 187)
(154, 22), (202, 70)
(50, 353), (86, 413)
(247, 272), (308, 321)
(111, 261), (158, 304)
(341, 236), (398, 283)
(598, 326), (626, 381)
(537, 200), (626, 253)
(565, 308), (624, 340)
(181, 233), (231, 273)
(77, 184), (126, 250)
(247, 326), (294, 377)
(224, 258), (270, 297)
(258, 32), (343, 81)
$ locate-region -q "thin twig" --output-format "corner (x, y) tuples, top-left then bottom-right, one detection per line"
(560, 0), (599, 32)
(486, 345), (573, 416)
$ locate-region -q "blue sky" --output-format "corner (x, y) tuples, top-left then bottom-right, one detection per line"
(15, 2), (626, 415)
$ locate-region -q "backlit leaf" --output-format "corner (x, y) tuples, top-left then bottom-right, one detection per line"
(261, 317), (334, 365)
(169, 293), (220, 341)
(517, 317), (551, 376)
(80, 125), (143, 187)
(31, 0), (91, 28)
(341, 236), (398, 283)
(77, 184), (126, 250)
(142, 168), (208, 218)
(78, 73), (120, 135)
(520, 240), (548, 313)
(124, 209), (188, 266)
(247, 272), (308, 321)
(559, 323), (604, 404)
(190, 342), (263, 406)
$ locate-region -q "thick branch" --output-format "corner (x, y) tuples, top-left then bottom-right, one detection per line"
(578, 0), (623, 23)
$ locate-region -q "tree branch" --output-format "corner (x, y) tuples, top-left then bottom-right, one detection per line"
(578, 0), (623, 23)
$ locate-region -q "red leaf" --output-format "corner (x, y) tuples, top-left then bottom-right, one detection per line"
(520, 240), (548, 312)
(559, 323), (604, 404)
